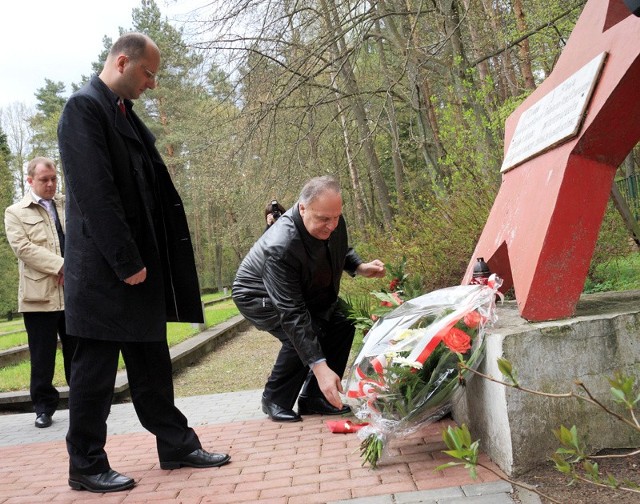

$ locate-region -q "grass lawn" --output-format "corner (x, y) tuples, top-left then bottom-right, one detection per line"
(0, 331), (28, 351)
(0, 300), (239, 392)
(584, 252), (640, 292)
(0, 320), (27, 334)
(1, 252), (637, 393)
(200, 291), (231, 303)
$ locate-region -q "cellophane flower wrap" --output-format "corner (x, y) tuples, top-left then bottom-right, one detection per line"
(344, 275), (502, 467)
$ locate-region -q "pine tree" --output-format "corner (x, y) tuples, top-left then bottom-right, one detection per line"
(0, 126), (18, 316)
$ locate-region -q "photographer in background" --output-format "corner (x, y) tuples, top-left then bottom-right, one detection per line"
(265, 200), (286, 231)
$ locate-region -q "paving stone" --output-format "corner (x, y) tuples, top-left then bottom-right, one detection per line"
(0, 388), (516, 503)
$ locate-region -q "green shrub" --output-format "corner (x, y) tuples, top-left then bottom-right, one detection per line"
(351, 164), (498, 294)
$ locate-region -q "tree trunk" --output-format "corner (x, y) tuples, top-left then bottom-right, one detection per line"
(443, 0), (499, 175)
(333, 86), (371, 230)
(374, 20), (406, 214)
(480, 0), (519, 98)
(460, 0), (491, 84)
(377, 0), (447, 191)
(513, 0), (537, 90)
(215, 241), (224, 291)
(319, 0), (393, 229)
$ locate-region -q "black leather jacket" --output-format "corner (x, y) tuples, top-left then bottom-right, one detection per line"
(232, 203), (362, 365)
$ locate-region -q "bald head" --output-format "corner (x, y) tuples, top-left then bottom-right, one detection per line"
(109, 32), (153, 61)
(99, 32), (160, 100)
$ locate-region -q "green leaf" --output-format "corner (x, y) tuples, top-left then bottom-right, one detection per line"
(551, 453), (571, 474)
(582, 460), (600, 481)
(435, 461), (460, 471)
(442, 449), (465, 460)
(497, 357), (512, 375)
(606, 474), (619, 488)
(497, 357), (518, 385)
(610, 387), (626, 403)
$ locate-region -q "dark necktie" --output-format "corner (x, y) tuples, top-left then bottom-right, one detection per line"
(40, 199), (64, 257)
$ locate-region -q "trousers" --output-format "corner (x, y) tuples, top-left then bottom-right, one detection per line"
(66, 338), (201, 474)
(262, 309), (355, 410)
(22, 311), (76, 416)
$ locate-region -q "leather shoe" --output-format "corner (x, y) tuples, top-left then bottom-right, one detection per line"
(298, 396), (351, 416)
(35, 413), (52, 428)
(261, 397), (301, 422)
(68, 469), (135, 493)
(160, 448), (231, 470)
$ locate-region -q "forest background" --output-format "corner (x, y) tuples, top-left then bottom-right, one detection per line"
(0, 0), (637, 315)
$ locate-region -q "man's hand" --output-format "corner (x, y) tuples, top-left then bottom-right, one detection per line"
(124, 267), (147, 285)
(356, 259), (386, 278)
(57, 265), (64, 286)
(312, 361), (344, 409)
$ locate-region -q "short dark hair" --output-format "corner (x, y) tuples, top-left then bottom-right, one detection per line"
(264, 200), (286, 220)
(299, 176), (341, 205)
(110, 32), (149, 62)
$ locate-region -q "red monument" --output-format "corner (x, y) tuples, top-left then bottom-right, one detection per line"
(464, 0), (640, 321)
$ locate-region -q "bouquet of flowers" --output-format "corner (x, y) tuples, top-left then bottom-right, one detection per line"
(343, 275), (502, 467)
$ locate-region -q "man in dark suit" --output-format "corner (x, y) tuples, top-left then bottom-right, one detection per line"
(57, 32), (230, 494)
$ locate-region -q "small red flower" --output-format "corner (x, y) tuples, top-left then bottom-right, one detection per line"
(389, 278), (400, 291)
(380, 301), (392, 307)
(463, 311), (482, 329)
(443, 327), (472, 354)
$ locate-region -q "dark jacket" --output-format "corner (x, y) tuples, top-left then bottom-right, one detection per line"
(232, 203), (362, 365)
(57, 75), (203, 342)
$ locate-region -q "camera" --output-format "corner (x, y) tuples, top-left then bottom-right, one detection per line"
(625, 0), (640, 16)
(271, 200), (282, 220)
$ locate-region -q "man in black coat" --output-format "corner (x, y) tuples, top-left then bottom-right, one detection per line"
(57, 33), (230, 494)
(232, 176), (385, 422)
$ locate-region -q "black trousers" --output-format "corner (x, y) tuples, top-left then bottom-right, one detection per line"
(66, 338), (201, 475)
(22, 311), (76, 416)
(263, 310), (355, 410)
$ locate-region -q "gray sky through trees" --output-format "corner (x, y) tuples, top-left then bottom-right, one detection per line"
(0, 0), (204, 108)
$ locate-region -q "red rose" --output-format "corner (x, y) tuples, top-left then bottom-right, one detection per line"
(443, 327), (472, 354)
(463, 311), (482, 329)
(389, 278), (400, 291)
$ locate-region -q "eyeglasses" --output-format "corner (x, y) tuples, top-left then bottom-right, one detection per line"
(141, 64), (158, 82)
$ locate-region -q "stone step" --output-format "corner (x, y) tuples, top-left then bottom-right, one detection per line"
(0, 314), (249, 412)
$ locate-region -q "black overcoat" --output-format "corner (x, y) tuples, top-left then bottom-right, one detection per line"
(57, 75), (203, 342)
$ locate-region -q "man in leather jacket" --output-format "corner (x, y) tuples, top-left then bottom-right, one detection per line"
(232, 176), (385, 422)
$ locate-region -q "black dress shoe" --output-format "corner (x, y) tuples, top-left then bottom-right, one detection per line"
(68, 469), (135, 493)
(35, 413), (52, 428)
(298, 396), (351, 416)
(160, 448), (231, 470)
(261, 397), (302, 422)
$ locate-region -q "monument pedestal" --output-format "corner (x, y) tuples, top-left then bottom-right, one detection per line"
(452, 289), (640, 476)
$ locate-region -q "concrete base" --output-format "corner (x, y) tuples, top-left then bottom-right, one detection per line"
(452, 289), (640, 477)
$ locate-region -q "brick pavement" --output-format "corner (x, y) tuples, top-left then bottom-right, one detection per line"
(0, 390), (524, 503)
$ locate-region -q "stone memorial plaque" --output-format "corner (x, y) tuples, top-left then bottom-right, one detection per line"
(501, 51), (607, 173)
